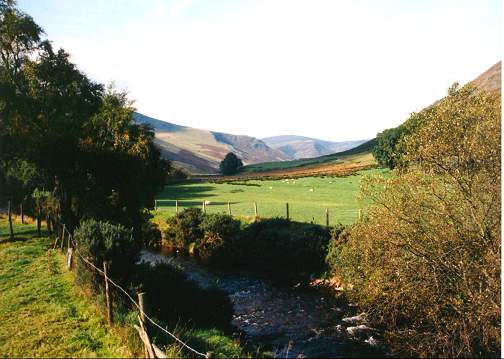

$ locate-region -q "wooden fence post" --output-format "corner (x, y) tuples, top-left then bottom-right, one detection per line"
(175, 200), (179, 214)
(8, 200), (14, 240)
(358, 209), (362, 220)
(154, 199), (157, 211)
(286, 202), (289, 220)
(60, 224), (66, 251)
(325, 208), (329, 227)
(137, 292), (150, 358)
(138, 292), (146, 323)
(20, 202), (24, 224)
(227, 201), (231, 216)
(103, 262), (113, 326)
(254, 202), (258, 218)
(202, 201), (206, 213)
(66, 248), (73, 270)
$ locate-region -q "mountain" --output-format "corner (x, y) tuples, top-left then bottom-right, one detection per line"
(262, 135), (368, 159)
(133, 112), (289, 174)
(470, 61), (501, 93)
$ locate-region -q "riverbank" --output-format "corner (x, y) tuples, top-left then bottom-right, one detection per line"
(0, 218), (250, 358)
(141, 249), (384, 358)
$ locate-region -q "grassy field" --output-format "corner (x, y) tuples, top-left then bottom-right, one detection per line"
(0, 218), (131, 357)
(0, 217), (250, 358)
(242, 139), (376, 173)
(155, 168), (387, 226)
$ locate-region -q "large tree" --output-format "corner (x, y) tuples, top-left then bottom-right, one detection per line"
(0, 1), (169, 236)
(219, 152), (243, 175)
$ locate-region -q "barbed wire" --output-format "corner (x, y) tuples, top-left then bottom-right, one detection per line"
(60, 224), (208, 359)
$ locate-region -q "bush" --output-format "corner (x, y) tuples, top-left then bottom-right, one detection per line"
(325, 223), (351, 277)
(164, 208), (204, 248)
(131, 262), (233, 329)
(74, 218), (140, 289)
(197, 214), (241, 267)
(331, 85), (501, 357)
(237, 218), (331, 283)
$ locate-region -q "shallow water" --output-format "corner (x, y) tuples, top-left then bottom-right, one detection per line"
(140, 249), (382, 358)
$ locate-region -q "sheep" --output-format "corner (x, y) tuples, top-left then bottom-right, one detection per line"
(204, 200), (211, 205)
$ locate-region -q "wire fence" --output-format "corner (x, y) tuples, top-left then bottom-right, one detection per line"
(54, 222), (210, 359)
(154, 199), (363, 225)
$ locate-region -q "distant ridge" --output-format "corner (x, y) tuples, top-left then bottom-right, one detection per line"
(262, 135), (367, 159)
(133, 112), (289, 174)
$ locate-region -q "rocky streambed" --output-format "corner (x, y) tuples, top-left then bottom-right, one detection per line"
(140, 249), (383, 358)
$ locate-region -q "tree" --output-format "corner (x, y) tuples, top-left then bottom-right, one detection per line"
(329, 84), (501, 357)
(0, 2), (169, 239)
(219, 152), (243, 175)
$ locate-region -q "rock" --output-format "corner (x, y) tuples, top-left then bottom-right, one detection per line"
(342, 312), (367, 324)
(365, 336), (378, 346)
(346, 324), (371, 336)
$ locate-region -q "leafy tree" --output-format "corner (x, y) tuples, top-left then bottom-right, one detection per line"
(0, 2), (169, 239)
(219, 152), (243, 175)
(329, 84), (501, 357)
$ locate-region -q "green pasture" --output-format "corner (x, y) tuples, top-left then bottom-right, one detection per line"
(155, 168), (387, 225)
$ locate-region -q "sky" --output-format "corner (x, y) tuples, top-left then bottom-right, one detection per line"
(18, 0), (502, 141)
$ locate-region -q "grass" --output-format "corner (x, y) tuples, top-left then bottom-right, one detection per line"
(242, 140), (376, 173)
(155, 168), (388, 226)
(0, 218), (130, 357)
(0, 217), (251, 358)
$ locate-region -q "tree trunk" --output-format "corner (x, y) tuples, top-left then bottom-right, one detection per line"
(8, 200), (14, 240)
(46, 215), (52, 235)
(20, 202), (24, 224)
(36, 213), (41, 237)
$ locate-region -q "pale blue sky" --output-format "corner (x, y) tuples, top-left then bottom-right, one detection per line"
(18, 0), (502, 141)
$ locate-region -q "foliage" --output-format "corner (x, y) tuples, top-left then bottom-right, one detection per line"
(164, 208), (204, 248)
(73, 219), (139, 289)
(197, 213), (241, 266)
(0, 2), (169, 239)
(219, 152), (243, 175)
(324, 223), (350, 277)
(140, 211), (162, 250)
(237, 218), (331, 283)
(131, 262), (233, 329)
(331, 85), (501, 357)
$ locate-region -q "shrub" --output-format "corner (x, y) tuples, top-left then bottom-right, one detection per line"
(74, 218), (139, 289)
(332, 85), (501, 357)
(131, 262), (233, 329)
(164, 208), (204, 248)
(237, 218), (331, 283)
(325, 223), (351, 277)
(197, 213), (241, 267)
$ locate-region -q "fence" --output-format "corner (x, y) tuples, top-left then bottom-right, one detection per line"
(51, 222), (213, 359)
(155, 199), (363, 225)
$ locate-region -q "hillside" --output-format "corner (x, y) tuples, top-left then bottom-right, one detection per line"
(262, 135), (367, 159)
(133, 112), (289, 173)
(239, 61), (500, 179)
(470, 61), (501, 93)
(240, 138), (376, 178)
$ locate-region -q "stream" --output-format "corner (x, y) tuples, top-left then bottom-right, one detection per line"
(140, 249), (383, 358)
